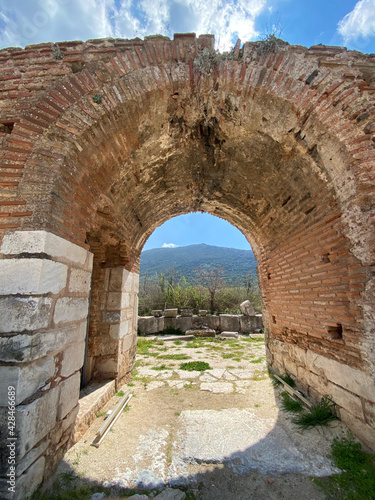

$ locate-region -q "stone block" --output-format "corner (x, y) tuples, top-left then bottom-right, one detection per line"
(306, 350), (375, 401)
(195, 315), (220, 330)
(108, 267), (124, 291)
(339, 408), (375, 451)
(15, 456), (45, 500)
(17, 387), (59, 459)
(0, 326), (76, 362)
(68, 268), (91, 294)
(186, 328), (215, 337)
(1, 230), (88, 266)
(95, 358), (118, 375)
(164, 317), (177, 330)
(0, 296), (52, 333)
(175, 316), (193, 333)
(327, 382), (364, 419)
(102, 311), (121, 323)
(58, 372), (80, 420)
(138, 316), (165, 335)
(106, 291), (129, 310)
(240, 300), (255, 316)
(218, 332), (239, 339)
(219, 314), (240, 332)
(164, 309), (178, 318)
(109, 320), (129, 339)
(16, 439), (49, 476)
(54, 297), (89, 325)
(199, 310), (207, 316)
(60, 342), (85, 377)
(0, 357), (55, 405)
(240, 315), (257, 333)
(0, 259), (68, 295)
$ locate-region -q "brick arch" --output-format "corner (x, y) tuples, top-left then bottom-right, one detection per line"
(0, 34), (374, 498)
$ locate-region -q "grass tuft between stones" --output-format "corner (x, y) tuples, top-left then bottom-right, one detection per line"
(179, 361), (211, 371)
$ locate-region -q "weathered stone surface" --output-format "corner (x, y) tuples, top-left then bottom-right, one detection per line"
(185, 328), (215, 337)
(154, 488), (186, 500)
(0, 357), (55, 405)
(109, 320), (129, 339)
(0, 326), (77, 362)
(0, 296), (52, 333)
(218, 332), (239, 339)
(14, 456), (45, 500)
(54, 297), (89, 324)
(138, 316), (165, 335)
(16, 439), (50, 476)
(0, 259), (68, 295)
(240, 300), (255, 316)
(307, 350), (375, 402)
(219, 314), (240, 332)
(60, 342), (85, 377)
(339, 408), (375, 451)
(199, 310), (207, 316)
(165, 309), (178, 318)
(1, 230), (89, 266)
(57, 372), (80, 420)
(240, 314), (263, 333)
(17, 387), (59, 459)
(68, 268), (91, 294)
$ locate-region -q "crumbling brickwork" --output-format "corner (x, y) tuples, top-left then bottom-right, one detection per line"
(0, 33), (374, 498)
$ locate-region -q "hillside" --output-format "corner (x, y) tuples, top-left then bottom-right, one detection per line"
(139, 244), (258, 286)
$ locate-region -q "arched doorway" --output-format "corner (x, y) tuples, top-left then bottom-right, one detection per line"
(0, 34), (374, 498)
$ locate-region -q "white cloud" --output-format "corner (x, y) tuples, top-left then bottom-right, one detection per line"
(338, 0), (375, 43)
(0, 0), (267, 51)
(162, 243), (178, 248)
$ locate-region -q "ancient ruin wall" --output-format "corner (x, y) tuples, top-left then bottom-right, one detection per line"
(0, 34), (374, 498)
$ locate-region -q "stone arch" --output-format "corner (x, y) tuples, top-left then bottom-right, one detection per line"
(0, 34), (374, 498)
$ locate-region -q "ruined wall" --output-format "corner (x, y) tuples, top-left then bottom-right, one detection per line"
(0, 33), (374, 498)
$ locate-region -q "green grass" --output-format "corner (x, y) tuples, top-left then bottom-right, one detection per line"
(151, 364), (172, 371)
(292, 395), (337, 429)
(271, 372), (296, 388)
(280, 391), (304, 413)
(174, 340), (182, 345)
(96, 411), (107, 418)
(115, 390), (125, 397)
(250, 357), (265, 364)
(158, 354), (191, 360)
(316, 434), (375, 499)
(179, 361), (211, 371)
(222, 353), (235, 359)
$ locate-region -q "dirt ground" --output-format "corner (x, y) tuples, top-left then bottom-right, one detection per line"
(48, 335), (349, 499)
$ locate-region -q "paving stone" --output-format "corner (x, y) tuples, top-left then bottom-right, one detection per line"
(154, 488), (186, 500)
(223, 371), (237, 381)
(199, 373), (218, 383)
(167, 380), (185, 389)
(228, 369), (252, 379)
(206, 369), (226, 379)
(155, 370), (173, 380)
(146, 381), (165, 391)
(176, 370), (201, 379)
(200, 382), (234, 394)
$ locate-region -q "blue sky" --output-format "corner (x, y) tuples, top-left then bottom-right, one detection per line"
(0, 1), (374, 250)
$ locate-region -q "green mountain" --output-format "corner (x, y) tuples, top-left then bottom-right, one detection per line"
(139, 244), (258, 286)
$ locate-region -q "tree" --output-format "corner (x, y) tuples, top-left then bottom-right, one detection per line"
(194, 266), (224, 314)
